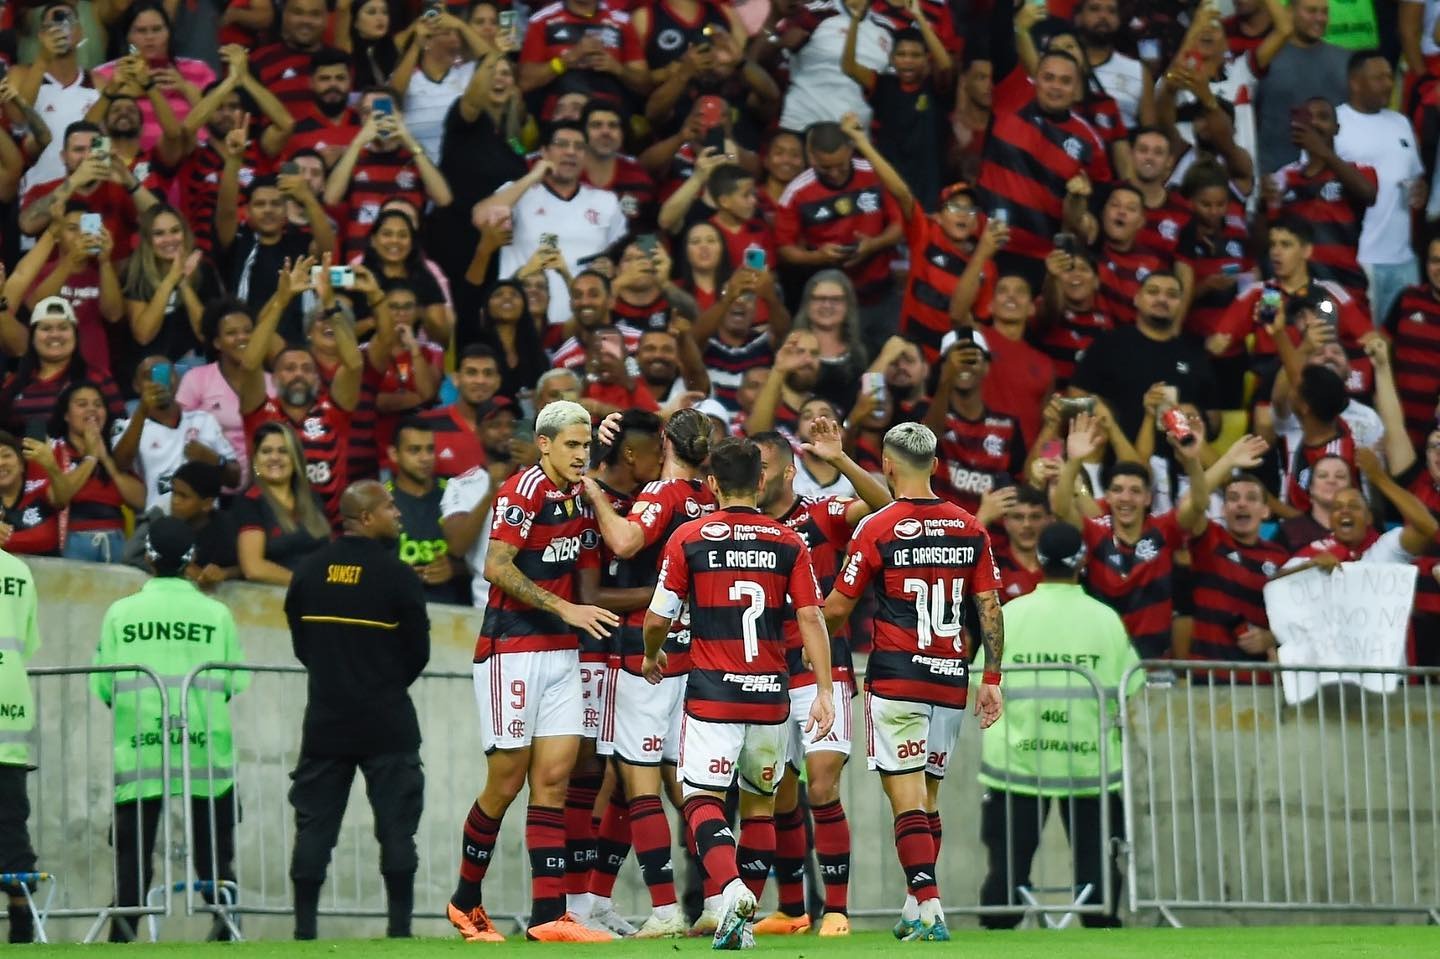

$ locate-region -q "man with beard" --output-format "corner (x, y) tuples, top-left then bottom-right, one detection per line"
(251, 0), (332, 111)
(1036, 250), (1109, 384)
(1074, 0), (1153, 130)
(922, 330), (1026, 516)
(1089, 184), (1172, 326)
(1255, 0), (1350, 174)
(386, 419), (463, 604)
(748, 421), (890, 937)
(9, 2), (100, 197)
(582, 102), (656, 228)
(1071, 271), (1217, 441)
(744, 330), (823, 437)
(996, 485), (1051, 604)
(581, 327), (661, 417)
(441, 398), (526, 610)
(285, 480), (430, 941)
(241, 257), (391, 522)
(324, 90), (454, 260)
(286, 48), (363, 168)
(694, 269), (791, 411)
(1282, 449), (1438, 571)
(635, 328), (709, 406)
(84, 56), (187, 182)
(550, 272), (636, 370)
(1127, 127), (1186, 261)
(862, 335), (931, 423)
(164, 45), (297, 253)
(776, 121), (904, 356)
(481, 121), (627, 326)
(17, 121), (157, 253)
(1055, 411), (1210, 658)
(421, 345), (503, 479)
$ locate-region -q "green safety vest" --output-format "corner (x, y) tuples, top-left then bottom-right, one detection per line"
(1324, 0), (1379, 50)
(91, 577), (249, 803)
(0, 550), (40, 768)
(976, 583), (1144, 797)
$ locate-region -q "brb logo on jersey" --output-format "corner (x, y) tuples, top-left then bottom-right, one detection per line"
(543, 535), (584, 563)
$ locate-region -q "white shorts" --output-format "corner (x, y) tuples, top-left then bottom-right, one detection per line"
(786, 681), (854, 770)
(864, 692), (964, 778)
(473, 650), (583, 752)
(579, 657), (607, 741)
(611, 671), (686, 766)
(678, 714), (787, 798)
(595, 660), (620, 756)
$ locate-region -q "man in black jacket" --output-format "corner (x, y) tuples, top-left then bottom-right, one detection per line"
(284, 480), (430, 940)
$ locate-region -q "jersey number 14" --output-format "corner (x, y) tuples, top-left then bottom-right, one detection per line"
(903, 578), (965, 651)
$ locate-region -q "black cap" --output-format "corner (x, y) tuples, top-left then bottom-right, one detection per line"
(171, 461), (224, 500)
(478, 396), (517, 422)
(146, 516), (197, 572)
(1036, 521), (1086, 573)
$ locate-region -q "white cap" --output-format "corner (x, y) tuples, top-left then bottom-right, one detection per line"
(31, 296), (78, 325)
(939, 327), (990, 357)
(693, 397), (732, 429)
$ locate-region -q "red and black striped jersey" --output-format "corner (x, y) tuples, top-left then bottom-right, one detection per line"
(1175, 212), (1252, 338)
(1403, 464), (1440, 520)
(0, 462), (59, 556)
(934, 409), (1026, 515)
(1081, 510), (1185, 659)
(656, 506), (821, 724)
(614, 477), (717, 675)
(342, 365), (386, 482)
(169, 140), (270, 253)
(703, 332), (773, 410)
(476, 465), (601, 660)
(1136, 190), (1188, 261)
(285, 105), (364, 161)
(1097, 243), (1168, 327)
(584, 153), (656, 227)
(251, 41), (320, 111)
(1038, 306), (1115, 383)
(900, 213), (996, 362)
(776, 495), (858, 688)
(1412, 554), (1440, 668)
(835, 498), (1002, 708)
(1384, 284), (1440, 449)
(976, 100), (1113, 263)
(519, 2), (643, 114)
(243, 393), (352, 521)
(551, 322), (643, 370)
(335, 148), (429, 261)
(1187, 522), (1289, 682)
(1269, 161), (1376, 307)
(418, 404), (488, 479)
(611, 292), (672, 332)
(1280, 422), (1356, 513)
(774, 160), (903, 296)
(1223, 17), (1266, 62)
(996, 543), (1043, 604)
(1218, 279), (1372, 361)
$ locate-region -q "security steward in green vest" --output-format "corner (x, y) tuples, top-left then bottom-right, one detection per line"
(284, 479), (429, 941)
(975, 522), (1143, 928)
(0, 547), (41, 943)
(92, 517), (248, 942)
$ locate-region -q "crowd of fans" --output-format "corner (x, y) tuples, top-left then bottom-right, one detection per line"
(1, 0), (1439, 670)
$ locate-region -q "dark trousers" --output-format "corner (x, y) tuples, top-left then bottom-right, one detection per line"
(0, 765), (37, 879)
(978, 789), (1123, 929)
(110, 790), (237, 942)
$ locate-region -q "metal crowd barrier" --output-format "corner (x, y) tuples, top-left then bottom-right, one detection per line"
(1120, 660), (1440, 926)
(19, 664), (173, 943)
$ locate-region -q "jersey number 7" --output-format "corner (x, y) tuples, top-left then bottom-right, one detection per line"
(729, 580), (766, 662)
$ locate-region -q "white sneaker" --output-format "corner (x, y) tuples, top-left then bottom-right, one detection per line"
(712, 882), (757, 951)
(690, 907), (720, 937)
(740, 922), (756, 949)
(633, 909), (687, 939)
(585, 902), (638, 937)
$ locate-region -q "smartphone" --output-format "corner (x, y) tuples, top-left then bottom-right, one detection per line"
(499, 10), (516, 32)
(702, 124), (726, 154)
(992, 207), (1009, 225)
(79, 212), (103, 236)
(636, 233), (659, 255)
(597, 331), (625, 361)
(540, 232), (559, 250)
(310, 265), (356, 289)
(90, 135), (110, 160)
(1289, 105), (1309, 127)
(1039, 439), (1064, 461)
(1221, 262), (1242, 276)
(23, 419), (48, 443)
(1184, 49), (1204, 71)
(1053, 231), (1079, 255)
(835, 242), (859, 256)
(128, 43), (140, 57)
(372, 95), (394, 116)
(743, 244), (766, 271)
(279, 161), (300, 176)
(150, 362), (173, 389)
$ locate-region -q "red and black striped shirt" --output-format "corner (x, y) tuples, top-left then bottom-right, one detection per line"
(777, 495), (857, 687)
(170, 140), (270, 254)
(1270, 161), (1376, 307)
(935, 409), (1026, 516)
(835, 498), (1003, 708)
(774, 160), (903, 296)
(585, 153), (656, 228)
(1174, 210), (1252, 338)
(1384, 284), (1440, 449)
(997, 543), (1044, 604)
(250, 41), (322, 111)
(900, 213), (995, 362)
(614, 477), (716, 675)
(335, 148), (429, 261)
(285, 105), (364, 161)
(1188, 522), (1290, 682)
(1097, 243), (1168, 327)
(1038, 306), (1115, 384)
(1081, 510), (1184, 659)
(242, 392), (353, 522)
(611, 291), (672, 332)
(1136, 189), (1188, 261)
(1412, 554), (1440, 669)
(658, 506), (820, 724)
(476, 465), (601, 660)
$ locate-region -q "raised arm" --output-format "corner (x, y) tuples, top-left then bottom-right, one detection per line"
(1053, 412), (1104, 523)
(1366, 337), (1416, 476)
(841, 111), (915, 219)
(840, 5), (877, 91)
(948, 221), (1006, 324)
(1356, 447), (1439, 553)
(800, 415), (891, 523)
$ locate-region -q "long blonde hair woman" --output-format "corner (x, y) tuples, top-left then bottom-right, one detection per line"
(233, 421), (331, 587)
(122, 205), (221, 376)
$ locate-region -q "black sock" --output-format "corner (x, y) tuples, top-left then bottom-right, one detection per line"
(293, 880), (322, 940)
(384, 872), (414, 938)
(8, 904), (35, 944)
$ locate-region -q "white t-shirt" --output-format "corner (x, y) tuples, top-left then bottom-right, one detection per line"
(793, 458), (857, 500)
(499, 180), (627, 326)
(1169, 56), (1258, 207)
(779, 4), (893, 132)
(1091, 51), (1145, 130)
(404, 60), (477, 161)
(1333, 104), (1424, 266)
(1274, 398), (1385, 458)
(112, 409), (236, 512)
(440, 465), (493, 608)
(1281, 527), (1418, 570)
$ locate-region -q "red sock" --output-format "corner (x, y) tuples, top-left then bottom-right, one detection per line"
(589, 797), (630, 899)
(894, 810), (939, 903)
(812, 799), (850, 915)
(773, 806), (808, 916)
(526, 806), (567, 925)
(629, 794), (677, 907)
(927, 810), (942, 862)
(684, 795), (739, 893)
(736, 816), (775, 899)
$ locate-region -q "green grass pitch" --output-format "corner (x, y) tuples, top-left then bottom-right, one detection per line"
(18, 926), (1440, 958)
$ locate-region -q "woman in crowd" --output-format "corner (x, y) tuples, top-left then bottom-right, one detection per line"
(392, 6), (492, 160)
(122, 205), (222, 384)
(233, 422), (330, 587)
(0, 428), (86, 557)
(359, 209), (451, 344)
(175, 301), (271, 483)
(91, 2), (215, 147)
(674, 220), (731, 315)
(1276, 454), (1355, 553)
(46, 381), (146, 563)
(792, 270), (867, 413)
(0, 302), (125, 436)
(475, 280), (546, 401)
(342, 0), (403, 90)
